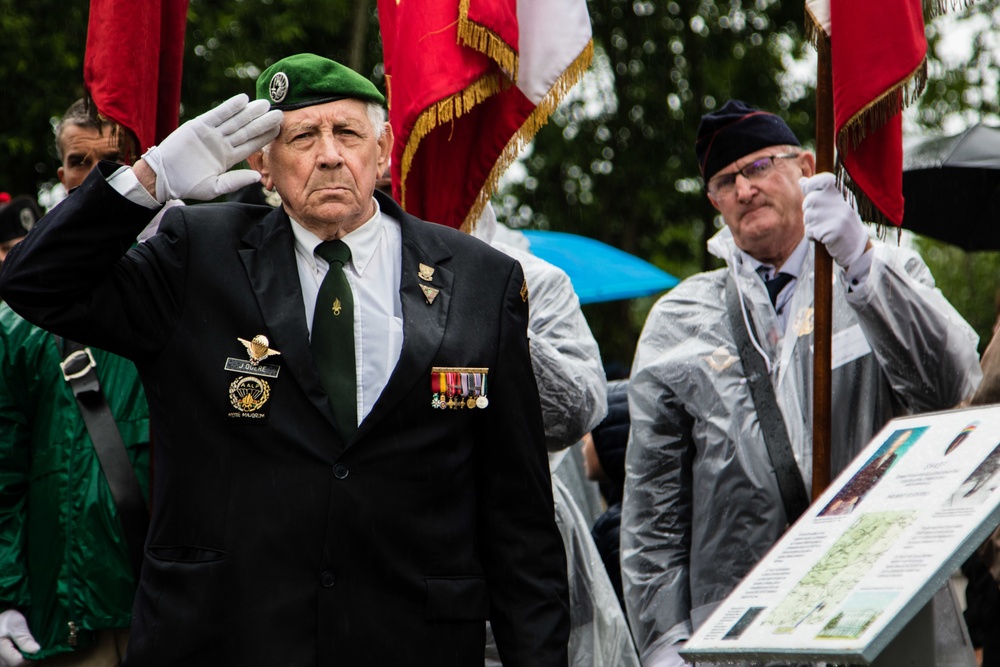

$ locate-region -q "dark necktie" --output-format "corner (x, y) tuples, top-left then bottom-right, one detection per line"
(764, 272), (793, 308)
(312, 240), (357, 440)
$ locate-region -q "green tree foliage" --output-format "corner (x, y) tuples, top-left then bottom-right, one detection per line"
(181, 0), (383, 121)
(0, 0), (382, 198)
(0, 0), (89, 196)
(913, 237), (1000, 352)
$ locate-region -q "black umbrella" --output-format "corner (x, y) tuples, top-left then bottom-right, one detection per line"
(902, 123), (1000, 250)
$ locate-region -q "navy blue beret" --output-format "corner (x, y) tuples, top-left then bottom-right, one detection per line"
(695, 100), (800, 181)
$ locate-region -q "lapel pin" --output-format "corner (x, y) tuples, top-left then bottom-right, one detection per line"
(420, 285), (440, 305)
(520, 280), (529, 303)
(418, 263), (435, 282)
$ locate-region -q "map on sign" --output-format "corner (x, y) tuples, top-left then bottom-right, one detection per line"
(764, 511), (915, 634)
(682, 406), (1000, 665)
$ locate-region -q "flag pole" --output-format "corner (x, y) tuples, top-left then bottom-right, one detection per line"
(812, 36), (834, 499)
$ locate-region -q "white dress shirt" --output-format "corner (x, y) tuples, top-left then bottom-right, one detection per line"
(289, 202), (403, 424)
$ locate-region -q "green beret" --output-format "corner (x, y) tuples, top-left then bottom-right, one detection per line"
(256, 53), (385, 110)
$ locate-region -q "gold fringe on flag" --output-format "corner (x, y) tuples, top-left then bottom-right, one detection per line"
(836, 60), (927, 154)
(806, 0), (971, 46)
(806, 0), (970, 228)
(398, 72), (509, 211)
(458, 0), (519, 82)
(836, 160), (903, 234)
(923, 0), (973, 22)
(834, 59), (926, 228)
(460, 39), (594, 233)
(803, 3), (828, 49)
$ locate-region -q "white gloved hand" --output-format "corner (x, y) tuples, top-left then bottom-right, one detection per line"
(0, 610), (40, 666)
(801, 172), (869, 269)
(142, 93), (282, 203)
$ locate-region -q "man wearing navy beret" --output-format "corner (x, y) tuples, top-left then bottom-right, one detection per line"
(0, 53), (569, 666)
(620, 100), (981, 666)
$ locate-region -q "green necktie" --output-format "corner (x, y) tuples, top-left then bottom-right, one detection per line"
(312, 240), (357, 440)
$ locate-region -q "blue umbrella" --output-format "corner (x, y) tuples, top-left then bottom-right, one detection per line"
(521, 230), (679, 305)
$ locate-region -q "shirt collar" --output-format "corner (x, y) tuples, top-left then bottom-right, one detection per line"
(742, 236), (808, 281)
(289, 198), (384, 275)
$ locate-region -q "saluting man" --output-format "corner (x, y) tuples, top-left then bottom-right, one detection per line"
(0, 53), (569, 667)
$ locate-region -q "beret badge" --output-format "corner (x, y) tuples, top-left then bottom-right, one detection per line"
(269, 72), (289, 104)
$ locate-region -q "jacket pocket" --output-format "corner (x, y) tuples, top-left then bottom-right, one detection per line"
(147, 544), (227, 563)
(424, 576), (489, 621)
(134, 546), (231, 664)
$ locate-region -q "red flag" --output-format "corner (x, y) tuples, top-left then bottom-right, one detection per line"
(807, 0), (926, 227)
(84, 0), (189, 157)
(379, 0), (593, 231)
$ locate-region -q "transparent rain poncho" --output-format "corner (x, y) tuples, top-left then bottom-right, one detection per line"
(477, 206), (635, 665)
(621, 227), (982, 662)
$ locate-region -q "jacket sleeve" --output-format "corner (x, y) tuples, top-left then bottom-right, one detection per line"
(0, 326), (31, 610)
(847, 245), (981, 411)
(0, 164), (183, 360)
(478, 260), (571, 667)
(498, 246), (607, 450)
(620, 317), (696, 661)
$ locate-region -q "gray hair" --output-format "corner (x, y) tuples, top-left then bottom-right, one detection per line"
(53, 99), (107, 160)
(366, 102), (387, 140)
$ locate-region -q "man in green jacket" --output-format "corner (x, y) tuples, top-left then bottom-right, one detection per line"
(0, 306), (150, 666)
(0, 101), (150, 667)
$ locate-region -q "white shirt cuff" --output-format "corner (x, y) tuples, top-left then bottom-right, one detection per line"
(108, 166), (162, 210)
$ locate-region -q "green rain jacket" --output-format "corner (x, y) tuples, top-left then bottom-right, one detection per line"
(0, 304), (149, 659)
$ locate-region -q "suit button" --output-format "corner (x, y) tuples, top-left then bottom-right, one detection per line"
(333, 463), (349, 479)
(320, 571), (336, 587)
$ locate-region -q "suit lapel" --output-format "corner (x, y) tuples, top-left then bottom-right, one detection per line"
(356, 200), (453, 440)
(237, 207), (340, 435)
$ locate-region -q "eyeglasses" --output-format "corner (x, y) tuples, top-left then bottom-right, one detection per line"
(706, 153), (800, 198)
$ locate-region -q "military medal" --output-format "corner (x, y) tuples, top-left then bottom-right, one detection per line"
(429, 367), (490, 410)
(447, 372), (459, 409)
(432, 370), (449, 410)
(474, 373), (488, 409)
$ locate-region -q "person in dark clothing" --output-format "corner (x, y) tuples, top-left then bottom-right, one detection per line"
(582, 379), (629, 611)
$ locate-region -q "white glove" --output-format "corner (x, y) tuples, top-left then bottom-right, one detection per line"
(142, 94), (282, 203)
(801, 173), (869, 269)
(643, 640), (687, 667)
(0, 610), (39, 666)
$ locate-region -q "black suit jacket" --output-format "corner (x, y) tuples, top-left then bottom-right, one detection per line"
(0, 164), (569, 666)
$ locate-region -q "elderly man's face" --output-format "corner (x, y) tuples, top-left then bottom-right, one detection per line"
(58, 124), (124, 191)
(252, 98), (391, 239)
(707, 146), (816, 268)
